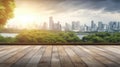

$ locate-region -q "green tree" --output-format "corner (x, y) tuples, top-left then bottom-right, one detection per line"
(91, 36), (104, 43)
(16, 30), (81, 43)
(95, 32), (110, 38)
(0, 0), (15, 28)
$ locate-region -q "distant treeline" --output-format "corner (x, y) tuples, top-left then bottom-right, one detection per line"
(0, 28), (22, 33)
(0, 30), (81, 43)
(82, 32), (120, 43)
(0, 30), (120, 44)
(16, 30), (81, 43)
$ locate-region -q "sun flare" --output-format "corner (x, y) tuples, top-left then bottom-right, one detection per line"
(13, 8), (39, 23)
(6, 8), (48, 29)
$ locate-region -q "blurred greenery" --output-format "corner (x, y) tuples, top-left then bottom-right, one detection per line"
(82, 32), (120, 43)
(15, 30), (81, 43)
(0, 31), (120, 43)
(0, 35), (16, 43)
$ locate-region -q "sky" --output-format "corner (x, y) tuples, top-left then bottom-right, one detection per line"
(6, 0), (120, 28)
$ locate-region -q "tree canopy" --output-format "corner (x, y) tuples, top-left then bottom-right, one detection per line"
(82, 32), (120, 43)
(16, 30), (81, 43)
(0, 0), (15, 28)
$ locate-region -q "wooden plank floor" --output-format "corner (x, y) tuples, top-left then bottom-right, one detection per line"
(0, 45), (120, 67)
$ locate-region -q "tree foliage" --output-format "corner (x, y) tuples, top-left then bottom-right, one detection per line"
(0, 0), (15, 27)
(16, 30), (81, 43)
(0, 35), (16, 43)
(82, 32), (120, 43)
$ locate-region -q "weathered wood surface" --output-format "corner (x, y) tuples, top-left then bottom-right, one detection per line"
(0, 45), (120, 67)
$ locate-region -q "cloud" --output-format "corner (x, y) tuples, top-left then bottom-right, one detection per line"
(111, 0), (120, 2)
(56, 0), (120, 13)
(59, 0), (120, 13)
(15, 0), (120, 14)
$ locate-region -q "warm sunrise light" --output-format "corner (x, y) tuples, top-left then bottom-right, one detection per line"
(5, 0), (120, 30)
(6, 8), (49, 29)
(13, 8), (41, 23)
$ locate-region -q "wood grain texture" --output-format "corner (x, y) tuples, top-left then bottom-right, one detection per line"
(0, 45), (120, 67)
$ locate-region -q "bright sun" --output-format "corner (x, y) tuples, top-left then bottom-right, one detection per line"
(6, 8), (46, 29)
(14, 15), (36, 24)
(13, 8), (39, 24)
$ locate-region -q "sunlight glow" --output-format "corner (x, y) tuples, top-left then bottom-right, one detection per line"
(6, 8), (49, 29)
(13, 8), (39, 23)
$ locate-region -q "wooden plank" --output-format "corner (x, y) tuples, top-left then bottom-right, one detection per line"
(0, 46), (13, 51)
(38, 46), (52, 67)
(51, 46), (61, 67)
(58, 46), (74, 67)
(80, 46), (120, 67)
(71, 46), (105, 67)
(96, 46), (120, 64)
(0, 46), (29, 62)
(0, 45), (120, 67)
(0, 46), (19, 58)
(11, 46), (39, 67)
(64, 46), (86, 67)
(97, 46), (120, 56)
(84, 46), (120, 65)
(0, 48), (22, 63)
(26, 46), (46, 67)
(0, 46), (30, 67)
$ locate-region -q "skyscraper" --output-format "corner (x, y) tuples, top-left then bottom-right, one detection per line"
(91, 20), (94, 29)
(42, 22), (47, 30)
(98, 22), (104, 32)
(72, 21), (80, 32)
(118, 22), (120, 31)
(65, 23), (71, 31)
(91, 20), (97, 32)
(108, 21), (118, 32)
(57, 21), (62, 31)
(54, 21), (62, 31)
(84, 24), (89, 32)
(49, 16), (54, 30)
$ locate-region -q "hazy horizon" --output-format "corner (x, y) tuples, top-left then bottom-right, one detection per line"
(6, 0), (120, 29)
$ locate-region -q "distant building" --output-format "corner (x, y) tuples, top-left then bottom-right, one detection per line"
(57, 22), (62, 31)
(118, 22), (120, 31)
(65, 23), (71, 31)
(54, 21), (62, 31)
(83, 24), (89, 32)
(49, 16), (54, 30)
(79, 25), (85, 32)
(42, 22), (47, 30)
(108, 21), (118, 32)
(72, 21), (80, 32)
(98, 22), (105, 32)
(90, 20), (97, 32)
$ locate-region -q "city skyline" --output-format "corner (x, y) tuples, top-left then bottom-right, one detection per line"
(5, 0), (120, 28)
(5, 16), (120, 32)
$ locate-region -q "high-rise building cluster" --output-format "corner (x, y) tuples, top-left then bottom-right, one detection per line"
(48, 16), (62, 31)
(6, 16), (120, 32)
(64, 20), (120, 32)
(82, 21), (120, 32)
